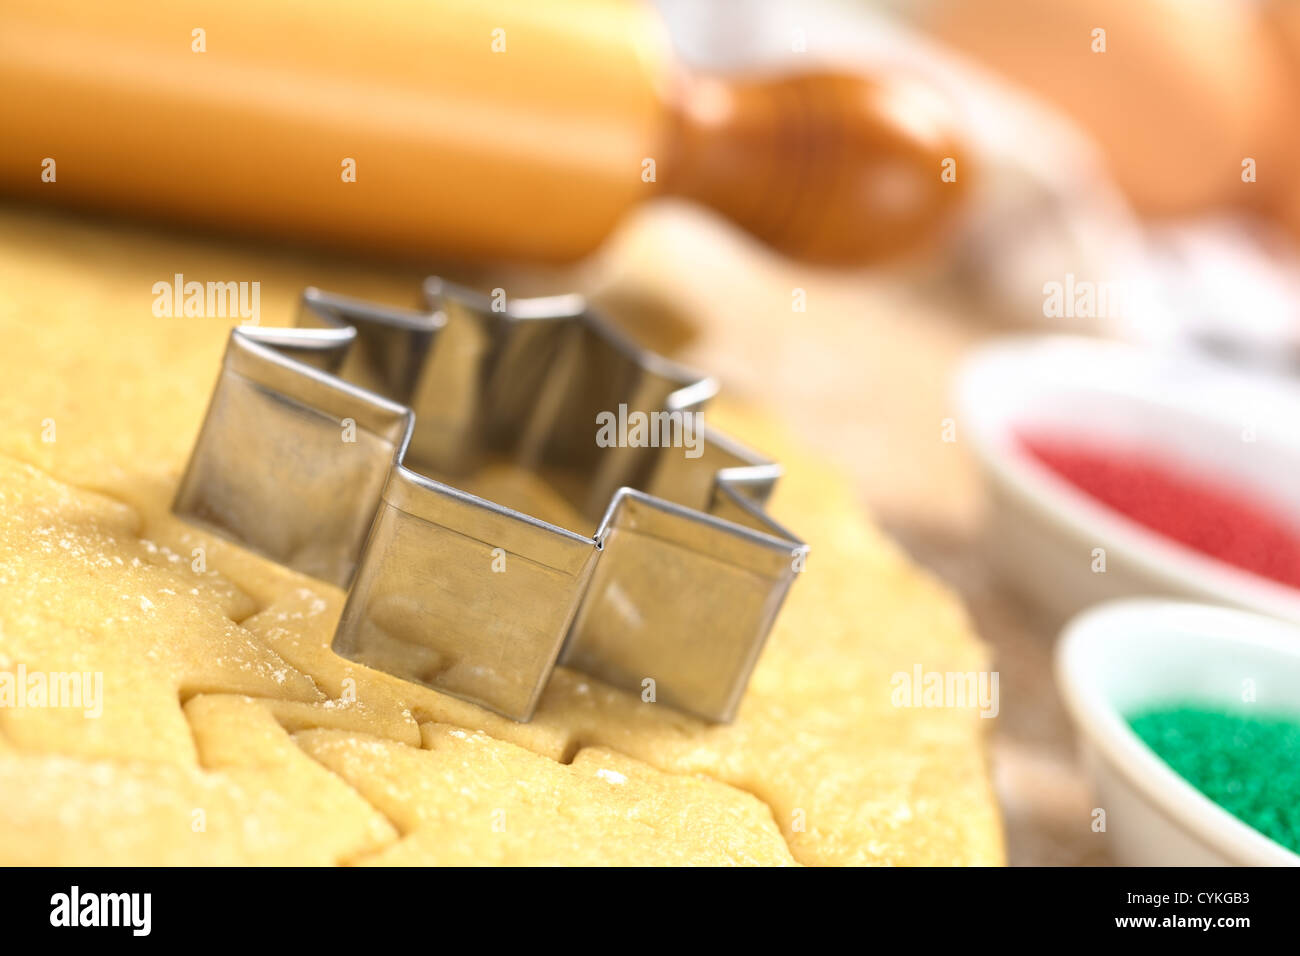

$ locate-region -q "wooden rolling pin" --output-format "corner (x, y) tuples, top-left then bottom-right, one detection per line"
(0, 0), (966, 266)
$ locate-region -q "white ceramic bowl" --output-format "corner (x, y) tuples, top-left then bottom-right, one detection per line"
(955, 335), (1300, 624)
(1056, 600), (1300, 866)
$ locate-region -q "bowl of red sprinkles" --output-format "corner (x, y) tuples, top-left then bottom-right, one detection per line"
(956, 336), (1300, 624)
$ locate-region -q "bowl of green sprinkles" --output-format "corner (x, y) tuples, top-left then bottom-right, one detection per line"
(1056, 600), (1300, 866)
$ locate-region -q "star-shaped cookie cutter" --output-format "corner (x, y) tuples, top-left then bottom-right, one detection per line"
(174, 280), (806, 722)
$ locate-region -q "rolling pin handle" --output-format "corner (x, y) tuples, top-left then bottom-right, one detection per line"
(661, 70), (969, 265)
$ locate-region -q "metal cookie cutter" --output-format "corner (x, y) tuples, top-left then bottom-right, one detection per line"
(174, 279), (806, 722)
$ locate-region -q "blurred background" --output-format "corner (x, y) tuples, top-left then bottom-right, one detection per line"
(6, 0), (1300, 864)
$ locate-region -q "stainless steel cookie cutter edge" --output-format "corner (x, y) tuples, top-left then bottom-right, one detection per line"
(173, 279), (807, 723)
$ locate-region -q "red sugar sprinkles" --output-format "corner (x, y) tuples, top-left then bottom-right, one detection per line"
(1018, 434), (1300, 592)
